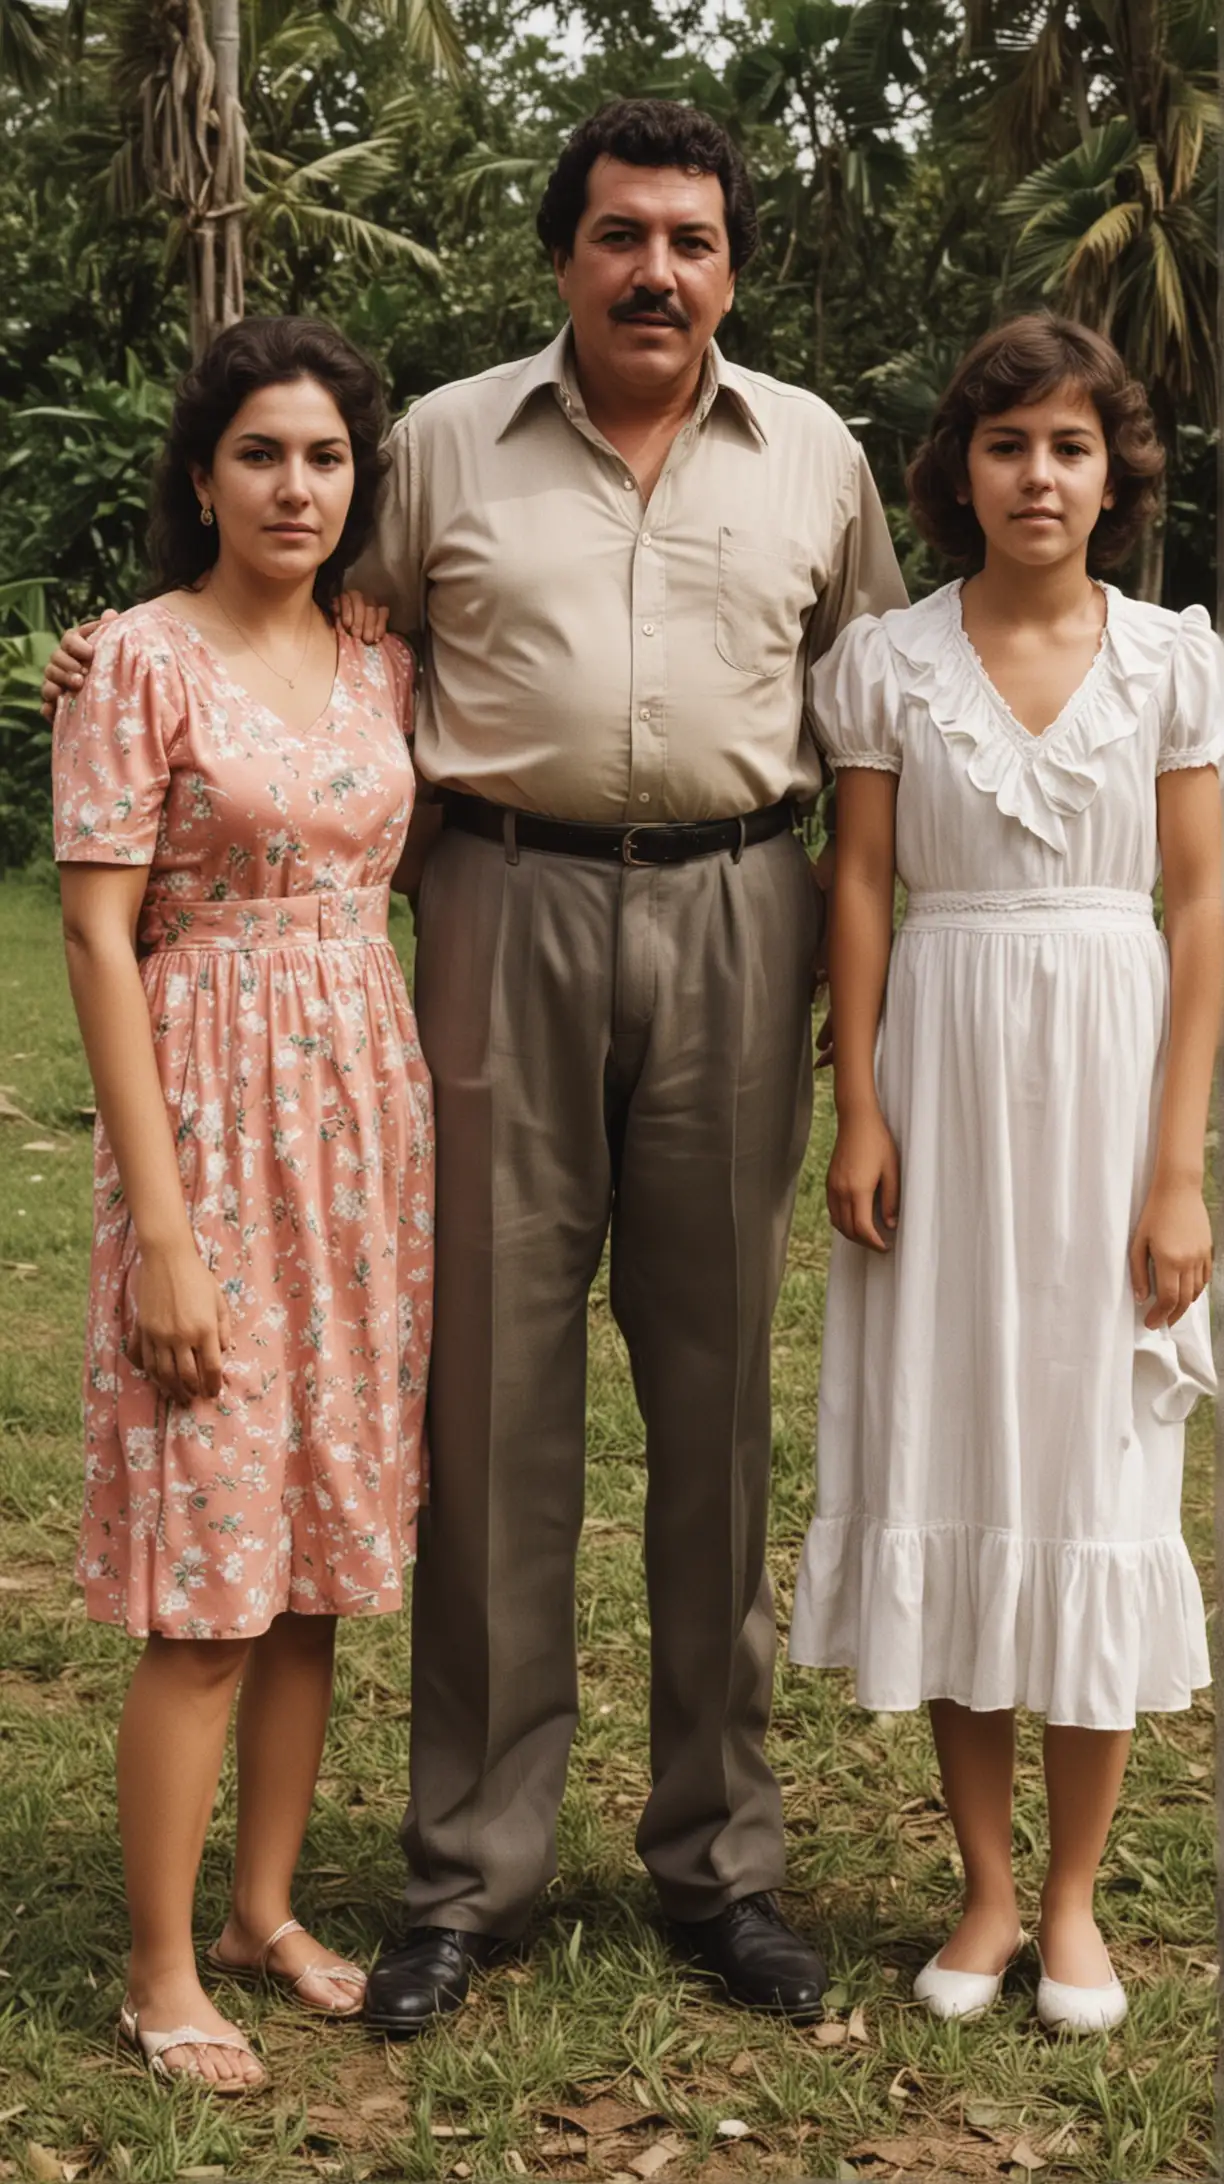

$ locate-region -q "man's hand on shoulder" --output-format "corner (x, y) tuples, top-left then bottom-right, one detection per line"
(41, 608), (117, 720)
(334, 591), (390, 645)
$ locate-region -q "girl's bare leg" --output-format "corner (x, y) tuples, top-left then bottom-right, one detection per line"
(118, 1633), (264, 2085)
(1039, 1725), (1131, 1984)
(927, 1701), (1022, 1971)
(213, 1611), (360, 2011)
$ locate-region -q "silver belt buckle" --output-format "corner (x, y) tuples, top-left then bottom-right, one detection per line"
(621, 825), (652, 866)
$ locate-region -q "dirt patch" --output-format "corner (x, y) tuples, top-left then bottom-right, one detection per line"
(0, 1564), (60, 1596)
(0, 1670), (83, 1713)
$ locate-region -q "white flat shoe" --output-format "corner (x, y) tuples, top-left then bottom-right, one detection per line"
(1036, 1947), (1127, 2034)
(913, 1931), (1026, 2022)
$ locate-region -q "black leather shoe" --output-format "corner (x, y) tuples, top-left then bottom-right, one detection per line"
(669, 1892), (827, 2020)
(363, 1926), (509, 2035)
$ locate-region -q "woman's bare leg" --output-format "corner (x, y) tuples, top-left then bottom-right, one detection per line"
(926, 1701), (1022, 1971)
(213, 1612), (360, 2011)
(118, 1633), (264, 2085)
(1039, 1725), (1131, 1984)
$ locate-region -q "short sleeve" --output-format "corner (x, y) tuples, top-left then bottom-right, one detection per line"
(1156, 606), (1224, 776)
(52, 617), (184, 864)
(807, 613), (904, 774)
(379, 632), (415, 741)
(345, 409), (424, 644)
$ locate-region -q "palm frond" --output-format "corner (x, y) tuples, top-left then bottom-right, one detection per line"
(0, 0), (55, 92)
(360, 0), (464, 86)
(248, 191), (441, 273)
(1063, 196), (1145, 279)
(450, 148), (550, 222)
(1002, 115), (1140, 219)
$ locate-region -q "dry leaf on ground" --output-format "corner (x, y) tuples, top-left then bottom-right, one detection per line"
(24, 2148), (65, 2184)
(1008, 2141), (1045, 2174)
(847, 2005), (869, 2043)
(728, 2051), (753, 2077)
(628, 2140), (683, 2180)
(847, 2136), (930, 2169)
(544, 2099), (663, 2137)
(812, 2020), (847, 2046)
(358, 2093), (406, 2121)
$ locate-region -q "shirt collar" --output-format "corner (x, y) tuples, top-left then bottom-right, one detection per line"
(495, 325), (768, 446)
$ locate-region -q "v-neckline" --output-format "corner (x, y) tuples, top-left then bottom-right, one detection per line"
(153, 598), (343, 738)
(951, 579), (1112, 754)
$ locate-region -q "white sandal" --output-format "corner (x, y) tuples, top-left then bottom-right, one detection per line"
(206, 1916), (367, 2019)
(118, 1995), (266, 2094)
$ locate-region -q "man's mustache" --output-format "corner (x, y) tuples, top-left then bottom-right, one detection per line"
(609, 289), (692, 331)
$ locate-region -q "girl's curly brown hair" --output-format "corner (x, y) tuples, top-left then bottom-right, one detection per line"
(906, 314), (1164, 572)
(147, 316), (389, 608)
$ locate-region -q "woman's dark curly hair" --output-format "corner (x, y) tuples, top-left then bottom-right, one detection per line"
(536, 98), (758, 273)
(147, 316), (388, 607)
(906, 314), (1164, 572)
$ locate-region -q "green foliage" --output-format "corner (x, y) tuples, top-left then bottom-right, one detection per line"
(1, 351), (173, 627)
(0, 0), (1217, 861)
(0, 579), (56, 871)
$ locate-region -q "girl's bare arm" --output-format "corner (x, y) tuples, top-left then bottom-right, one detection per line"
(826, 768), (901, 1251)
(59, 865), (231, 1401)
(1130, 766), (1224, 1326)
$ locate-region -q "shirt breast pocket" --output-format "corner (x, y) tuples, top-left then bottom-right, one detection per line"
(715, 526), (814, 681)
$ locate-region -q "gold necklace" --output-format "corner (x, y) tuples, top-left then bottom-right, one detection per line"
(207, 585), (317, 690)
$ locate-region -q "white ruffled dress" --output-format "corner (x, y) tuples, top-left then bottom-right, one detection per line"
(789, 581), (1223, 1729)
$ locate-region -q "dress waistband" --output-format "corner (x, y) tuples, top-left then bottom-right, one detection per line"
(902, 887), (1156, 935)
(138, 882), (391, 954)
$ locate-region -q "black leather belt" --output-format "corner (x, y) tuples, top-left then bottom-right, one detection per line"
(443, 793), (795, 867)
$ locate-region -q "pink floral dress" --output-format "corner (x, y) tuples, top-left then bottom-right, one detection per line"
(52, 600), (432, 1639)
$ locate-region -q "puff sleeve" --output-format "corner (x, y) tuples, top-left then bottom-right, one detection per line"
(379, 632), (416, 744)
(52, 616), (185, 864)
(807, 612), (904, 774)
(1156, 605), (1224, 776)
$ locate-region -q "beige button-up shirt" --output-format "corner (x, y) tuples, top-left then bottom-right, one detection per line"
(351, 326), (908, 823)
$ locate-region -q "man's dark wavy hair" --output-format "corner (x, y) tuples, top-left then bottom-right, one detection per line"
(147, 316), (389, 607)
(535, 98), (758, 273)
(906, 313), (1164, 572)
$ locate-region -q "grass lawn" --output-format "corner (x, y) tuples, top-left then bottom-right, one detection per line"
(0, 868), (1215, 2184)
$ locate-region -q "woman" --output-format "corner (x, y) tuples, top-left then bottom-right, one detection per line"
(52, 317), (432, 2089)
(789, 315), (1221, 2031)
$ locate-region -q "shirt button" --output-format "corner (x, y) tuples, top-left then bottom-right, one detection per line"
(642, 622), (655, 635)
(622, 476), (635, 490)
(638, 792), (651, 804)
(639, 707), (651, 721)
(641, 531), (653, 546)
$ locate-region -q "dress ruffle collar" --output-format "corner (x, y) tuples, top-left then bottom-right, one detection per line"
(881, 583), (1170, 853)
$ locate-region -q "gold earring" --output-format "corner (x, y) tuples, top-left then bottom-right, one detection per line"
(200, 503), (214, 527)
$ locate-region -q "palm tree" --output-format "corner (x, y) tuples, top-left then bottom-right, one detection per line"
(729, 0), (915, 392)
(0, 0), (53, 92)
(102, 0), (461, 355)
(962, 0), (1219, 601)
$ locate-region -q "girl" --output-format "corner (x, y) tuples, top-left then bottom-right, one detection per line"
(789, 316), (1222, 2032)
(52, 318), (432, 2089)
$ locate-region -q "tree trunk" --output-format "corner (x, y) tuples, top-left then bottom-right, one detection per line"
(184, 0), (244, 357)
(1135, 473), (1166, 605)
(209, 0), (244, 339)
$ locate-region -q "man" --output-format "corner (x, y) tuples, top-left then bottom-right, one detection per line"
(45, 98), (908, 2032)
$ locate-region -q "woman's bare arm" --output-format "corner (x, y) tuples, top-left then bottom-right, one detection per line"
(1129, 766), (1224, 1326)
(60, 865), (231, 1401)
(826, 768), (901, 1251)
